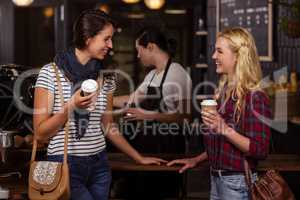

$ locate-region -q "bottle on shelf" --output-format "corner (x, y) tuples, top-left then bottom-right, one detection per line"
(290, 66), (298, 93)
(266, 73), (275, 97)
(198, 17), (204, 31)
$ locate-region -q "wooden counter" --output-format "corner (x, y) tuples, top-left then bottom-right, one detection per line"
(1, 153), (300, 198)
(108, 153), (300, 172)
(257, 154), (300, 171)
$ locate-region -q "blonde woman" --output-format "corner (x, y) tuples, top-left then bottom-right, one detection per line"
(168, 27), (271, 199)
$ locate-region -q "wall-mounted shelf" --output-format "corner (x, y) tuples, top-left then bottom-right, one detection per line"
(195, 31), (208, 36)
(191, 2), (208, 113)
(196, 94), (214, 100)
(193, 4), (208, 71)
(195, 63), (208, 68)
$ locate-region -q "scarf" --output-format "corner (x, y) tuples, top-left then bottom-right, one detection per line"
(54, 47), (102, 139)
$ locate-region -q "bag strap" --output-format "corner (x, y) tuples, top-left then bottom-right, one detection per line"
(31, 63), (69, 165)
(241, 102), (254, 195)
(53, 63), (69, 164)
(244, 159), (253, 191)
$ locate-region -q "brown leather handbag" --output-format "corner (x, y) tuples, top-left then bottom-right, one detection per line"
(244, 159), (295, 200)
(28, 64), (70, 200)
(240, 102), (295, 200)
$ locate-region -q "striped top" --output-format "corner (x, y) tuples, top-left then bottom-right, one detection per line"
(35, 63), (116, 156)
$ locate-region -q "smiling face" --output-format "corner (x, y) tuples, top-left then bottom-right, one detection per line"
(85, 24), (114, 60)
(212, 37), (237, 76)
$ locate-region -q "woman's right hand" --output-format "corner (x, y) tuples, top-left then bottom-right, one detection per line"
(167, 157), (199, 173)
(69, 89), (97, 110)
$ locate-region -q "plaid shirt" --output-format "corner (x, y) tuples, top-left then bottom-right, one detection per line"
(204, 90), (271, 171)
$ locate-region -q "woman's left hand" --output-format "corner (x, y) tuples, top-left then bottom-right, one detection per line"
(137, 156), (168, 165)
(201, 110), (229, 134)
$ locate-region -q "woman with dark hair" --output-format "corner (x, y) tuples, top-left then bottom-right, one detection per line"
(113, 26), (192, 199)
(34, 9), (165, 200)
(114, 26), (192, 154)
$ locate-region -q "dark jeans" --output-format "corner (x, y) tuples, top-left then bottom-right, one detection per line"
(48, 151), (111, 200)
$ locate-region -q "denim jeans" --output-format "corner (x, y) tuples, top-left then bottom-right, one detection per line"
(210, 172), (258, 200)
(48, 150), (111, 200)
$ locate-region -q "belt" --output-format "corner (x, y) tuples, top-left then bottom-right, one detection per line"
(210, 169), (245, 177)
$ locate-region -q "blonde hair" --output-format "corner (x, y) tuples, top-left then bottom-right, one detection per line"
(215, 27), (262, 122)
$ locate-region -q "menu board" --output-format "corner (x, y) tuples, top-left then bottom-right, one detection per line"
(216, 0), (273, 61)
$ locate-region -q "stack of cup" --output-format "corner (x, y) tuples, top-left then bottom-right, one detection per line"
(81, 79), (98, 111)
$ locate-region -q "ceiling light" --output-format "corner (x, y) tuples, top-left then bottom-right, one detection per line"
(98, 4), (110, 14)
(12, 0), (34, 6)
(122, 0), (140, 4)
(144, 0), (165, 10)
(43, 7), (54, 18)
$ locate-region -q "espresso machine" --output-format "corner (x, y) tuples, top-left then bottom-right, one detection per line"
(0, 130), (15, 199)
(0, 64), (35, 199)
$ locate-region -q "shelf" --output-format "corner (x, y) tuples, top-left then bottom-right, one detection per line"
(195, 31), (208, 36)
(196, 94), (214, 100)
(195, 63), (208, 68)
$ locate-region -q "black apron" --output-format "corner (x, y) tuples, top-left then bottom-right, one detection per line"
(128, 59), (185, 154)
(117, 59), (185, 199)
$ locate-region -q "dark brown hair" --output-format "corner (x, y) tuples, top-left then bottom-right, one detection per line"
(136, 26), (177, 57)
(73, 9), (116, 49)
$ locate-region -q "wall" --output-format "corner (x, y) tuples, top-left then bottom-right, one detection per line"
(206, 0), (300, 87)
(0, 0), (64, 66)
(0, 0), (14, 63)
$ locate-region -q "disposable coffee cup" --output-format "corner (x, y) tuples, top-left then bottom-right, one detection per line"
(201, 99), (217, 112)
(81, 79), (98, 111)
(81, 79), (98, 95)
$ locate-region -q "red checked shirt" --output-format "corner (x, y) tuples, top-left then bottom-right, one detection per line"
(203, 90), (271, 171)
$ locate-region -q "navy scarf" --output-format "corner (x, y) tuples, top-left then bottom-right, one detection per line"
(54, 47), (102, 139)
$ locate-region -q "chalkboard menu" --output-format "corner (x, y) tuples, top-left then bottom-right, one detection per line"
(216, 0), (273, 61)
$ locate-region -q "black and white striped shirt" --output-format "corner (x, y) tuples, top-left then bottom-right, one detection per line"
(35, 63), (115, 156)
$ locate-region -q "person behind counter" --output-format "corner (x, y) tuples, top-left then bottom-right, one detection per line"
(168, 27), (272, 200)
(112, 26), (192, 199)
(33, 9), (166, 200)
(113, 26), (192, 154)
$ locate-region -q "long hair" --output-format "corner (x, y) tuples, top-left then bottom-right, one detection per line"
(216, 27), (262, 122)
(73, 9), (116, 49)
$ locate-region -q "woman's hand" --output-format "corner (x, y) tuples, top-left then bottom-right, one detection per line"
(123, 108), (154, 121)
(69, 89), (97, 110)
(167, 158), (198, 173)
(201, 110), (229, 135)
(137, 156), (168, 165)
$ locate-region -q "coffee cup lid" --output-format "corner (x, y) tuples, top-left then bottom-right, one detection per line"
(81, 79), (98, 93)
(201, 99), (217, 106)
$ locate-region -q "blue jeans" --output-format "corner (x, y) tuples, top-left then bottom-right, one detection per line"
(48, 151), (111, 200)
(210, 172), (258, 200)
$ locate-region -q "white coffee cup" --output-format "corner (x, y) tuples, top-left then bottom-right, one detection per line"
(201, 99), (218, 112)
(81, 79), (98, 111)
